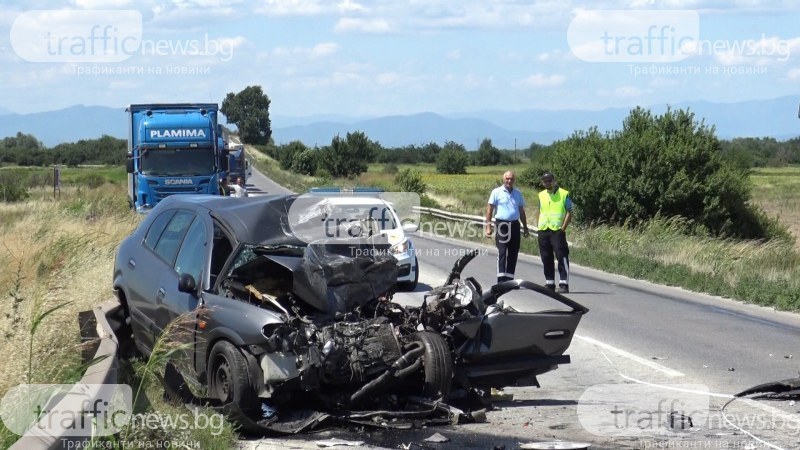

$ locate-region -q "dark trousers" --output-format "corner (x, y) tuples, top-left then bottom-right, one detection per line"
(538, 229), (570, 286)
(495, 220), (520, 283)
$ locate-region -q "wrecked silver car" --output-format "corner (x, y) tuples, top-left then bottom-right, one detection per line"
(112, 194), (588, 432)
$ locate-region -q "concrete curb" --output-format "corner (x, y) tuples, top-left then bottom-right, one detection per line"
(10, 300), (122, 450)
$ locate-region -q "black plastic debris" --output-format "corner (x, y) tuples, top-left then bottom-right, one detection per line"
(668, 411), (694, 430)
(734, 376), (800, 399)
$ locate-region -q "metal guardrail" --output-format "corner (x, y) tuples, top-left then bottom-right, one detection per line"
(10, 301), (122, 450)
(413, 206), (540, 234)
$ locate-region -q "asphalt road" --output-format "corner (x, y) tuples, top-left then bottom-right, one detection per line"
(238, 165), (800, 449)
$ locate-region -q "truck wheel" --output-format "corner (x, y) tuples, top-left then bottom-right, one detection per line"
(412, 331), (452, 399)
(208, 340), (257, 412)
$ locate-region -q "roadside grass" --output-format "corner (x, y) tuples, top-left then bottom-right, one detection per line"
(0, 175), (235, 448)
(0, 165), (127, 187)
(0, 182), (139, 447)
(247, 146), (315, 193)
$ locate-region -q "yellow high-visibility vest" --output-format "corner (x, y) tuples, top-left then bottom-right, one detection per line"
(538, 188), (569, 230)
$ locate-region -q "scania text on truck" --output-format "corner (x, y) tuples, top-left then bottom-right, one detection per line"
(126, 103), (228, 212)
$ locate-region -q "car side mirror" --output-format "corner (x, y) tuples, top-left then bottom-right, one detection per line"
(126, 157), (134, 174)
(178, 273), (197, 295)
(402, 223), (418, 233)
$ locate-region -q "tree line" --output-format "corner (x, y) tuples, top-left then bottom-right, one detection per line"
(0, 133), (126, 167)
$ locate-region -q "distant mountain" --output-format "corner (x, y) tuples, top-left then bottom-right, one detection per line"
(2, 96), (798, 148)
(447, 96), (800, 143)
(0, 107), (12, 116)
(272, 112), (561, 149)
(0, 105), (128, 146)
(272, 113), (368, 128)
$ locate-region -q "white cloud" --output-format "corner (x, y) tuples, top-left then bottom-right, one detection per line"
(334, 17), (392, 34)
(72, 0), (134, 8)
(337, 0), (365, 13)
(598, 86), (648, 98)
(519, 73), (566, 88)
(255, 0), (324, 16)
(309, 42), (339, 58)
(271, 42), (339, 59)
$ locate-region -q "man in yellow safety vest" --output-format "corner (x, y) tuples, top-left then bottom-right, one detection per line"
(537, 172), (573, 293)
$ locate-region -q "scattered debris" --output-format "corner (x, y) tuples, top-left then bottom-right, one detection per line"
(315, 438), (365, 447)
(470, 409), (487, 423)
(424, 433), (450, 443)
(519, 442), (590, 449)
(785, 355), (793, 359)
(734, 376), (800, 398)
(400, 443), (432, 450)
(668, 412), (694, 430)
(491, 388), (514, 401)
(728, 368), (735, 371)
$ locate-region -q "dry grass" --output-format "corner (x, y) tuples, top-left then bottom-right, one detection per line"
(0, 184), (139, 395)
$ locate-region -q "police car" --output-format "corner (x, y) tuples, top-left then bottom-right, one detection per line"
(307, 188), (419, 290)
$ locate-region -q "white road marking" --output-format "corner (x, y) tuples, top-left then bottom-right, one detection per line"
(576, 334), (686, 377)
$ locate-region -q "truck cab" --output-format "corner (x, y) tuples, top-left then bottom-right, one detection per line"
(126, 103), (226, 212)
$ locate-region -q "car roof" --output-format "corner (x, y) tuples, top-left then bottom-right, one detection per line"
(156, 194), (306, 246)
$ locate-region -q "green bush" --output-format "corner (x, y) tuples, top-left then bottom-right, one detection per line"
(317, 132), (377, 178)
(550, 107), (776, 239)
(394, 168), (426, 194)
(277, 141), (307, 171)
(472, 138), (502, 166)
(518, 167), (547, 189)
(382, 163), (399, 174)
(420, 194), (440, 208)
(291, 149), (317, 176)
(0, 173), (29, 202)
(435, 141), (468, 174)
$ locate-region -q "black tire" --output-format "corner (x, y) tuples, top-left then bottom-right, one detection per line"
(398, 256), (420, 291)
(412, 331), (452, 399)
(207, 340), (257, 412)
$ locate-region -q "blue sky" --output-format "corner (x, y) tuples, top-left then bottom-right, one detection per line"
(0, 0), (798, 117)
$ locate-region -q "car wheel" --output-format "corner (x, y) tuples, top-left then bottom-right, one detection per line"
(412, 331), (452, 399)
(207, 340), (257, 412)
(398, 256), (420, 291)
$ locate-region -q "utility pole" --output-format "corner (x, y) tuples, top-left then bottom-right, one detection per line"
(514, 138), (517, 164)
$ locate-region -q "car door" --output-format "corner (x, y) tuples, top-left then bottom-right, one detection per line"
(125, 209), (177, 351)
(150, 210), (196, 340)
(156, 214), (209, 370)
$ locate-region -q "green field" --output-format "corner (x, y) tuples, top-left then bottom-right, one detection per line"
(750, 166), (800, 245)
